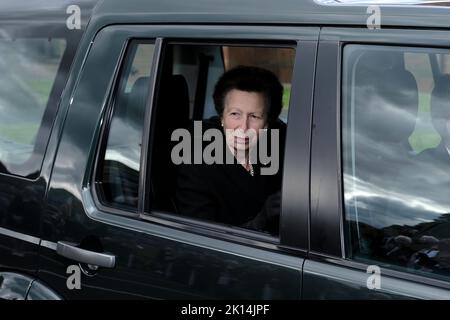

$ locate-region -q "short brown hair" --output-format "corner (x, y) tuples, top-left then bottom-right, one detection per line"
(213, 66), (283, 122)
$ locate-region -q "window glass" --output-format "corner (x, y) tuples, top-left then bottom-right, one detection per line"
(0, 37), (66, 172)
(343, 45), (450, 282)
(148, 43), (295, 237)
(96, 41), (155, 211)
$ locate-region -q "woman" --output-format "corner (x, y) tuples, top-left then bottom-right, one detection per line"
(175, 66), (285, 234)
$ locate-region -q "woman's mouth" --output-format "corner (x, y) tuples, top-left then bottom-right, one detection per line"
(234, 136), (249, 144)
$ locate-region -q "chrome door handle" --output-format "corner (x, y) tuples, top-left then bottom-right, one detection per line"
(56, 241), (116, 268)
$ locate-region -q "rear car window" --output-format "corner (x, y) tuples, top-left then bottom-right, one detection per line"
(0, 0), (98, 177)
(342, 44), (450, 282)
(0, 37), (66, 168)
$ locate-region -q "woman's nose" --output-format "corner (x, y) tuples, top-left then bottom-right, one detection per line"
(237, 116), (250, 131)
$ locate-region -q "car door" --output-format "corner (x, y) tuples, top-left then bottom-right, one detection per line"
(36, 24), (318, 299)
(303, 27), (450, 299)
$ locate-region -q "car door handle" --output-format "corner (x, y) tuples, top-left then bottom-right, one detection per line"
(56, 241), (116, 268)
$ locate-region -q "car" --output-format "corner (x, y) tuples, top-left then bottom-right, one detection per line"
(0, 0), (449, 300)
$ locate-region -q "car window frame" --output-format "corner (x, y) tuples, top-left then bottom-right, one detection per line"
(86, 24), (317, 256)
(92, 38), (157, 217)
(141, 38), (298, 247)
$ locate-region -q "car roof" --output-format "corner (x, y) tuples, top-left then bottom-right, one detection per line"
(2, 0), (450, 31)
(0, 0), (98, 24)
(89, 0), (450, 30)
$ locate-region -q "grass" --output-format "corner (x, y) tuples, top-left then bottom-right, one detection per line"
(282, 84), (291, 111)
(409, 131), (441, 153)
(0, 81), (49, 145)
(409, 92), (442, 153)
(27, 79), (54, 106)
(0, 124), (39, 145)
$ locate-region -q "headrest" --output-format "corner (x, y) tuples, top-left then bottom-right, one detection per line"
(357, 51), (404, 73)
(127, 76), (150, 125)
(430, 74), (450, 138)
(354, 51), (418, 144)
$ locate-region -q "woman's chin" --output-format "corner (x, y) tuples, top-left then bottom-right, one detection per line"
(228, 141), (247, 150)
(234, 145), (249, 151)
(234, 142), (258, 152)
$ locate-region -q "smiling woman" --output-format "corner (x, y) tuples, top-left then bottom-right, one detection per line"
(143, 42), (294, 236)
(174, 65), (285, 234)
(213, 66), (283, 170)
(222, 89), (266, 156)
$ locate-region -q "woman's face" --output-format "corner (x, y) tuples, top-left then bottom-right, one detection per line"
(222, 89), (268, 151)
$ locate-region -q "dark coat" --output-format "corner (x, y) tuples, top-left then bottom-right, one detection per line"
(174, 117), (285, 234)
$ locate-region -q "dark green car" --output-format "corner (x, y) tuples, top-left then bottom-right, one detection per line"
(0, 0), (449, 299)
